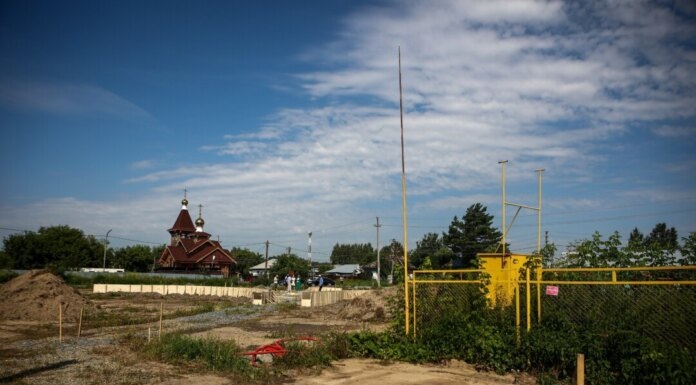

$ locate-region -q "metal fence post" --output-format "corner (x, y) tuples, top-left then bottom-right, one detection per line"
(526, 267), (531, 332)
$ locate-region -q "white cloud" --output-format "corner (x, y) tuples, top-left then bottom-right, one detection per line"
(3, 0), (694, 254)
(650, 126), (695, 139)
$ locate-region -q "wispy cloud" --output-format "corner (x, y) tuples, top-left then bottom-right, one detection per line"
(130, 160), (156, 170)
(0, 81), (153, 120)
(650, 126), (695, 139)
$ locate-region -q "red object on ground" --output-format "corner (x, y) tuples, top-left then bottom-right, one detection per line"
(242, 337), (319, 366)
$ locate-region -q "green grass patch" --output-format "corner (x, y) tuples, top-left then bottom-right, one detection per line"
(63, 272), (241, 287)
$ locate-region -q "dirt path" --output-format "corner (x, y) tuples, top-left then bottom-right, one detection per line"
(296, 358), (531, 385)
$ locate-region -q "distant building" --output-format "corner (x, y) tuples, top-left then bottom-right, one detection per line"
(248, 259), (277, 277)
(157, 193), (236, 277)
(324, 264), (362, 278)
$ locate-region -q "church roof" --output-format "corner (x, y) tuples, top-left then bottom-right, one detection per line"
(168, 208), (196, 234)
(161, 239), (236, 265)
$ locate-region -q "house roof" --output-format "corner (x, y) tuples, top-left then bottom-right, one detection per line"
(325, 264), (362, 275)
(249, 259), (277, 271)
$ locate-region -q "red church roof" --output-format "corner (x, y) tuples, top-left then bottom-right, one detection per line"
(168, 208), (196, 234)
(158, 194), (236, 273)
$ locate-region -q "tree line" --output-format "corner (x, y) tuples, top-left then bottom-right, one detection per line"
(1, 204), (694, 273)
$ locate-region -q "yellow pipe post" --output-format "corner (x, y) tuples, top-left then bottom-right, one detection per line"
(536, 271), (542, 325)
(536, 169), (544, 324)
(412, 279), (417, 337)
(398, 46), (411, 336)
(577, 354), (585, 385)
(515, 279), (520, 344)
(526, 268), (531, 331)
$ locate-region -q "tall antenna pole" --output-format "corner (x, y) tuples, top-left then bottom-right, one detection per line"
(499, 160), (508, 257)
(398, 46), (411, 335)
(375, 217), (381, 288)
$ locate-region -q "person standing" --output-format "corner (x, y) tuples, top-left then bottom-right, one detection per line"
(295, 275), (302, 291)
(273, 275), (278, 289)
(286, 274), (292, 292)
(318, 275), (324, 291)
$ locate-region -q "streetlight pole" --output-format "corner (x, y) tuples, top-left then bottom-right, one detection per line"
(103, 229), (112, 270)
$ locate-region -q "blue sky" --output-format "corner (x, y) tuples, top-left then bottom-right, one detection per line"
(1, 0), (695, 261)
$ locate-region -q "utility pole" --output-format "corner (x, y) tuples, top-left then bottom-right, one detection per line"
(102, 229), (112, 270)
(545, 231), (549, 247)
(287, 247), (291, 256)
(375, 217), (381, 287)
(265, 240), (269, 278)
(308, 232), (313, 277)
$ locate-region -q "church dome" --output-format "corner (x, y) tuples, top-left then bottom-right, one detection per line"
(195, 216), (205, 227)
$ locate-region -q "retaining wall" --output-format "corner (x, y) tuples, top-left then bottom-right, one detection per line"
(93, 284), (266, 298)
(93, 284), (371, 307)
(301, 289), (371, 307)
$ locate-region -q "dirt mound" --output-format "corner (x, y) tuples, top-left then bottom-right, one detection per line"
(0, 270), (90, 322)
(333, 288), (395, 322)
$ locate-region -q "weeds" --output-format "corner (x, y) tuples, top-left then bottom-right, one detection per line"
(138, 333), (267, 382)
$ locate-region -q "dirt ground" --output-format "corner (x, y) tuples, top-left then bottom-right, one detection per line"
(0, 271), (532, 385)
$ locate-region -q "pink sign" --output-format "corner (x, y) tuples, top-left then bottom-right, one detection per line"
(545, 285), (559, 296)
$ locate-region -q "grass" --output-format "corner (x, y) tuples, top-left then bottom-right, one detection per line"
(63, 272), (242, 288)
(133, 331), (342, 383)
(83, 301), (234, 329)
(138, 333), (266, 381)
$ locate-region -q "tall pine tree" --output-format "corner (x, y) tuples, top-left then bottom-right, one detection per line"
(442, 203), (502, 267)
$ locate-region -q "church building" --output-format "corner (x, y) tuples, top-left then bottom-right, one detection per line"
(157, 193), (236, 277)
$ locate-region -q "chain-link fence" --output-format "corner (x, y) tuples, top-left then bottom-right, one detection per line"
(524, 266), (696, 352)
(411, 266), (696, 349)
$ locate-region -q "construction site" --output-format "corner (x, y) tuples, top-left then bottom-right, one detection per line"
(0, 269), (538, 384)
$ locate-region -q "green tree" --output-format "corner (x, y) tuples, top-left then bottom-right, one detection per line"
(410, 232), (454, 268)
(680, 232), (696, 266)
(643, 223), (678, 266)
(537, 243), (558, 267)
(570, 231), (629, 267)
(230, 247), (264, 276)
(0, 250), (11, 269)
(627, 227), (644, 250)
(330, 243), (374, 265)
(2, 226), (103, 270)
(269, 253), (311, 279)
(112, 245), (162, 272)
(380, 239), (405, 277)
(442, 203), (502, 267)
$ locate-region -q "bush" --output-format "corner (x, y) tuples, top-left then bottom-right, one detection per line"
(0, 269), (18, 284)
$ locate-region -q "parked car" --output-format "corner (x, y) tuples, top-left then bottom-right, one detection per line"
(306, 277), (335, 287)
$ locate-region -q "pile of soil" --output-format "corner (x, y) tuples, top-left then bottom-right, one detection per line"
(0, 270), (90, 322)
(333, 288), (395, 322)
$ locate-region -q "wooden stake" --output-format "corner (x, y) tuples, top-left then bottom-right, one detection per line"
(148, 327), (151, 343)
(58, 303), (63, 343)
(577, 353), (585, 385)
(158, 302), (163, 340)
(77, 306), (84, 338)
